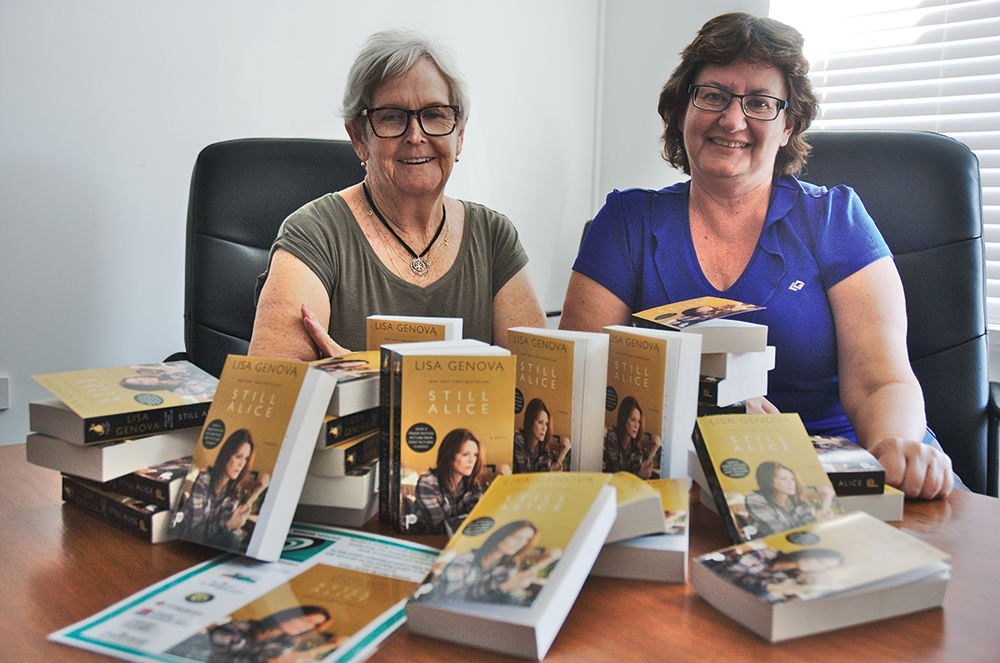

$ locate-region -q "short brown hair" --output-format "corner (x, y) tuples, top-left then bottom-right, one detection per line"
(657, 12), (818, 177)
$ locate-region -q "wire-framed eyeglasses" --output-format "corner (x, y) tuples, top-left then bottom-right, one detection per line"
(362, 105), (460, 138)
(688, 85), (788, 121)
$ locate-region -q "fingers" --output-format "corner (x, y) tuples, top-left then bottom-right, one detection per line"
(870, 438), (954, 499)
(301, 304), (349, 357)
(746, 397), (780, 414)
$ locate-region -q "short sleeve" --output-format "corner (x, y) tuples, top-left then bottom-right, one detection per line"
(571, 190), (641, 308)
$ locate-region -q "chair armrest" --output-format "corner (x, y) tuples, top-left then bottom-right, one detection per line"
(988, 381), (1000, 496)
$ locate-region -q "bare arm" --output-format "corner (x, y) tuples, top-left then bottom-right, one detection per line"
(830, 256), (953, 498)
(248, 249), (348, 360)
(492, 266), (547, 348)
(557, 271), (632, 333)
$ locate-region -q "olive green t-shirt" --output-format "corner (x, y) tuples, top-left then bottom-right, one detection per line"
(255, 193), (529, 351)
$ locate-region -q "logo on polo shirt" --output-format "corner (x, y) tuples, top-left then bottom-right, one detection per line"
(788, 280), (804, 291)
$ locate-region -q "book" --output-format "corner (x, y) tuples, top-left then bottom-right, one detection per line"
(605, 471), (667, 543)
(698, 372), (768, 408)
(701, 345), (776, 379)
(671, 319), (769, 354)
(811, 435), (886, 496)
(405, 472), (617, 660)
(507, 327), (609, 473)
(169, 355), (338, 561)
(698, 401), (749, 417)
(316, 406), (379, 450)
(591, 477), (691, 583)
(108, 455), (191, 510)
(26, 428), (199, 483)
(691, 511), (951, 642)
(313, 350), (381, 417)
(30, 360), (216, 445)
(378, 339), (490, 529)
(51, 524), (440, 663)
(693, 413), (842, 544)
(61, 474), (174, 543)
(631, 296), (763, 330)
(293, 492), (380, 528)
(366, 314), (463, 350)
(299, 460), (379, 511)
(309, 429), (379, 477)
(386, 344), (515, 534)
(603, 325), (702, 480)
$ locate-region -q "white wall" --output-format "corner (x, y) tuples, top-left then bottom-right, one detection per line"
(0, 0), (762, 444)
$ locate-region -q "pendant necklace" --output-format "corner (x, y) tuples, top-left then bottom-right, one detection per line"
(363, 182), (445, 276)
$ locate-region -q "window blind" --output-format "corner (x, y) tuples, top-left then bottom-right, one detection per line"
(770, 0), (1000, 323)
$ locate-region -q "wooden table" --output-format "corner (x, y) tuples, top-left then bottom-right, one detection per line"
(3, 442), (998, 663)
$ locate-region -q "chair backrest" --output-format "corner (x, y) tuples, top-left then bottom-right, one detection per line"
(183, 138), (366, 377)
(801, 130), (991, 495)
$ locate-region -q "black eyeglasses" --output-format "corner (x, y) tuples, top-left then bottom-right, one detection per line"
(362, 105), (460, 138)
(688, 85), (788, 121)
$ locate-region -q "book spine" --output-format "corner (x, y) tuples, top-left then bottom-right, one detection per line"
(691, 427), (746, 544)
(698, 376), (721, 405)
(343, 432), (380, 475)
(108, 473), (176, 510)
(827, 470), (886, 496)
(322, 407), (380, 448)
(62, 475), (164, 543)
(82, 401), (210, 445)
(389, 352), (404, 532)
(378, 347), (392, 524)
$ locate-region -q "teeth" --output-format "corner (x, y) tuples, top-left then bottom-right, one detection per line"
(711, 138), (748, 148)
(403, 157), (432, 164)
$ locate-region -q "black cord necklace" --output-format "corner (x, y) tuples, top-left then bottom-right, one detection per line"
(363, 182), (445, 276)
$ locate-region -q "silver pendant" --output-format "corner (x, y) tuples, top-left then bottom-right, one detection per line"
(410, 257), (429, 275)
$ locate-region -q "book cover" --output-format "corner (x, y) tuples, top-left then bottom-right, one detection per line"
(631, 296), (763, 330)
(316, 406), (380, 450)
(603, 325), (701, 480)
(31, 360), (216, 445)
(109, 455), (192, 510)
(691, 511), (950, 642)
(507, 327), (609, 474)
(592, 476), (691, 583)
(309, 429), (380, 478)
(313, 350), (381, 418)
(169, 355), (337, 561)
(391, 349), (515, 535)
(405, 472), (617, 660)
(50, 524), (439, 663)
(366, 314), (463, 350)
(693, 413), (842, 544)
(26, 428), (198, 484)
(62, 474), (174, 543)
(811, 435), (886, 495)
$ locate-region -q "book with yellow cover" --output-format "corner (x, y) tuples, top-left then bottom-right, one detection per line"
(693, 413), (842, 544)
(605, 471), (667, 542)
(507, 327), (609, 473)
(631, 296), (763, 330)
(603, 325), (701, 480)
(592, 477), (691, 583)
(313, 350), (381, 418)
(692, 511), (951, 642)
(31, 361), (216, 445)
(389, 347), (515, 535)
(366, 314), (463, 350)
(169, 355), (337, 561)
(405, 472), (617, 660)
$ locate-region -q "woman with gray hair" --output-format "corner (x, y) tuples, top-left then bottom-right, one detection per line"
(250, 30), (545, 356)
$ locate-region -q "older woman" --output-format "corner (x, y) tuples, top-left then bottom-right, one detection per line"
(250, 29), (545, 358)
(560, 12), (954, 498)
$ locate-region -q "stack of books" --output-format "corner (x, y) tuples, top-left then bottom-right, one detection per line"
(27, 361), (216, 541)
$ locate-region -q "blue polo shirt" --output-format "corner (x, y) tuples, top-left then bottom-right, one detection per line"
(573, 176), (890, 439)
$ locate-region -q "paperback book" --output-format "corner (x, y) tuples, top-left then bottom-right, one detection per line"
(31, 360), (216, 445)
(295, 460), (380, 528)
(26, 427), (198, 483)
(314, 350), (381, 418)
(691, 511), (951, 642)
(169, 355), (337, 561)
(507, 327), (609, 473)
(366, 314), (463, 350)
(62, 474), (174, 543)
(592, 477), (691, 583)
(698, 372), (768, 408)
(603, 325), (702, 480)
(50, 524), (440, 663)
(811, 435), (886, 496)
(317, 406), (380, 450)
(385, 343), (515, 534)
(109, 455), (192, 510)
(676, 319), (769, 354)
(701, 345), (776, 379)
(631, 296), (763, 330)
(406, 472), (617, 660)
(693, 413), (842, 544)
(605, 471), (667, 543)
(309, 429), (380, 477)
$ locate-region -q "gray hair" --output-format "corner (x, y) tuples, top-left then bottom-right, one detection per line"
(341, 29), (469, 132)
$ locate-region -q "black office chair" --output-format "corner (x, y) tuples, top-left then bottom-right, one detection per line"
(174, 138), (366, 378)
(802, 130), (997, 496)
